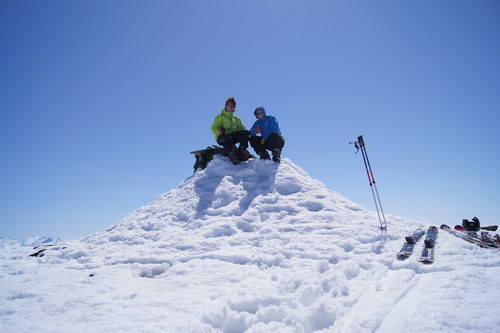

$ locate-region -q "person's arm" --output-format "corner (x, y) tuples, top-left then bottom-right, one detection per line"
(211, 115), (223, 136)
(249, 120), (259, 136)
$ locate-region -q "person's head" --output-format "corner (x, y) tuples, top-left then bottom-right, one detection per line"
(254, 106), (266, 118)
(225, 97), (236, 112)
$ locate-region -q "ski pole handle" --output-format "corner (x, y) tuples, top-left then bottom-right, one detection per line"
(357, 135), (365, 147)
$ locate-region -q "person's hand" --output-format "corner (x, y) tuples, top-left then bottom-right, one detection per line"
(255, 128), (261, 134)
(261, 138), (265, 145)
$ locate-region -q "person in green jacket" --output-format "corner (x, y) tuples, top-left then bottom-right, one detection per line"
(210, 97), (249, 164)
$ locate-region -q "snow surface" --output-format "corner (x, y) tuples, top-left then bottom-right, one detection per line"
(1, 157), (500, 332)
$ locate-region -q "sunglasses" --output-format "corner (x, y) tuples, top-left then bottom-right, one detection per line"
(226, 104), (236, 109)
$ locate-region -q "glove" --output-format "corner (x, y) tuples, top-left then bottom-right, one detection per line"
(219, 128), (225, 135)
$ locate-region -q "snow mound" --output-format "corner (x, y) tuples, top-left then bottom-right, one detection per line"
(1, 157), (500, 332)
(21, 236), (62, 247)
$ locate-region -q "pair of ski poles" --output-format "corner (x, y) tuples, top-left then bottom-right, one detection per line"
(351, 135), (388, 230)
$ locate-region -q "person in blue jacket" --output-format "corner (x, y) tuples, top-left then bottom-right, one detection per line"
(249, 106), (285, 162)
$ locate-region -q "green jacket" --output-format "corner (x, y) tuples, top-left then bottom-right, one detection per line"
(210, 109), (246, 140)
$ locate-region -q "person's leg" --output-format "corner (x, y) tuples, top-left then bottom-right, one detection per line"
(230, 130), (250, 150)
(217, 134), (235, 154)
(250, 136), (270, 160)
(265, 133), (284, 162)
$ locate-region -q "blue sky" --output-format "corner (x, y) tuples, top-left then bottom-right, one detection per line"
(1, 0), (499, 240)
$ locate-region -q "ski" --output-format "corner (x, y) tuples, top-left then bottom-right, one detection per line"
(481, 225), (498, 232)
(455, 225), (500, 246)
(440, 224), (499, 249)
(455, 224), (498, 232)
(420, 226), (438, 263)
(397, 227), (425, 258)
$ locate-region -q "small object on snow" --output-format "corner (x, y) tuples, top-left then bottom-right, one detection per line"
(29, 249), (46, 257)
(28, 244), (67, 257)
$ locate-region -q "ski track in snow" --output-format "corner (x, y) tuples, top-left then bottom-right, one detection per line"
(1, 157), (500, 332)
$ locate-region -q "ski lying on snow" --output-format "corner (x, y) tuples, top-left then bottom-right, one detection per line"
(481, 225), (498, 232)
(420, 226), (438, 263)
(454, 225), (500, 247)
(397, 228), (426, 258)
(454, 225), (498, 232)
(440, 225), (500, 249)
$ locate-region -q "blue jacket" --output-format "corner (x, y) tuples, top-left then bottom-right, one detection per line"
(249, 106), (281, 140)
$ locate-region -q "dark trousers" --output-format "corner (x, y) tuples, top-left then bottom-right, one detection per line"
(250, 133), (285, 154)
(217, 130), (249, 153)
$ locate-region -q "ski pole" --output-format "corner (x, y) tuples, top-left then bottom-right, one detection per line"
(352, 135), (388, 230)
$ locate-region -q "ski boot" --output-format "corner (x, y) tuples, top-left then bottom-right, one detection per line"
(272, 149), (281, 163)
(462, 218), (480, 232)
(258, 151), (271, 160)
(229, 150), (240, 164)
(237, 145), (248, 154)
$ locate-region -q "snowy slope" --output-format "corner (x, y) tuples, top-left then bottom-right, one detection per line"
(1, 157), (500, 332)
